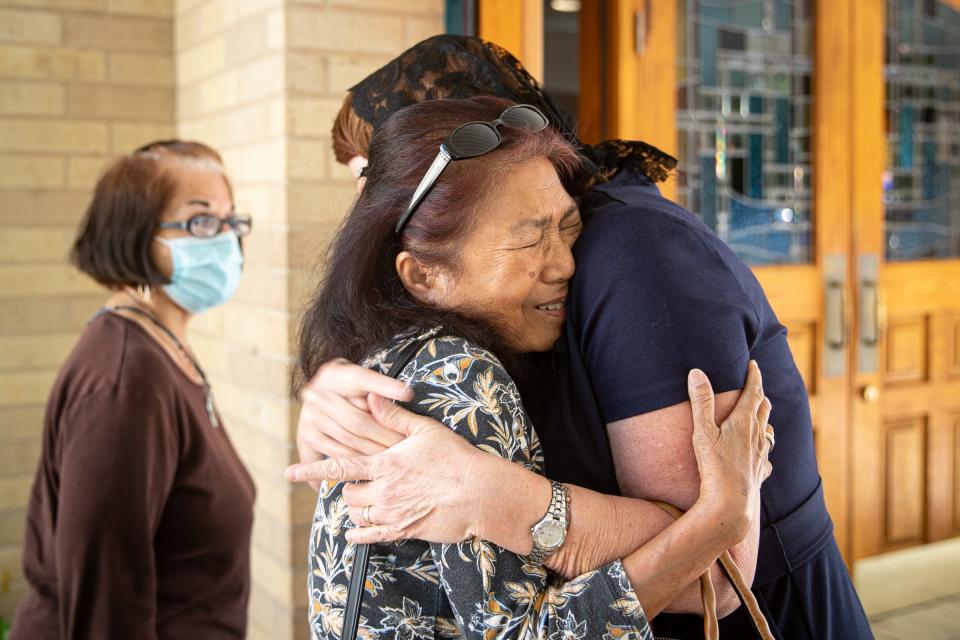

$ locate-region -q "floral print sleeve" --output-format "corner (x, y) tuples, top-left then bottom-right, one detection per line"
(308, 329), (652, 640)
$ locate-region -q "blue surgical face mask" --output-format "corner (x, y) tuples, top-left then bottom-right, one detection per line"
(156, 231), (243, 313)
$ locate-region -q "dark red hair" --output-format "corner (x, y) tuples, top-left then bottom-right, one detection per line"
(295, 96), (581, 389)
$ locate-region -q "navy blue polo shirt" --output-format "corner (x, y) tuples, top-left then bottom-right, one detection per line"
(522, 166), (872, 639)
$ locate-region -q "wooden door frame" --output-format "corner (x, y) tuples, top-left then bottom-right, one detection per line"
(577, 0), (606, 145)
(477, 0), (544, 81)
(813, 0), (856, 559)
(602, 0), (679, 202)
(848, 0), (887, 562)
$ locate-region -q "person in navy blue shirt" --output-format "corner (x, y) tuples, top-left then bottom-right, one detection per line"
(290, 35), (874, 639)
(520, 164), (873, 638)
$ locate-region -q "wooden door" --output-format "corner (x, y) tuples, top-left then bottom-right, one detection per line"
(849, 0), (960, 560)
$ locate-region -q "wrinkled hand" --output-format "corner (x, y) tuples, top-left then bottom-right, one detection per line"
(295, 359), (413, 490)
(286, 394), (487, 545)
(688, 361), (773, 545)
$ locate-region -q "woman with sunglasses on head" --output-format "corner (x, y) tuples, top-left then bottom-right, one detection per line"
(297, 96), (773, 639)
(11, 141), (256, 640)
(293, 35), (873, 640)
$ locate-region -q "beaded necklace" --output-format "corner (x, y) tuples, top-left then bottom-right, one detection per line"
(92, 303), (220, 428)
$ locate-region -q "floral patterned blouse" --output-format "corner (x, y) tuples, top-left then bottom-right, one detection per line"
(308, 328), (653, 640)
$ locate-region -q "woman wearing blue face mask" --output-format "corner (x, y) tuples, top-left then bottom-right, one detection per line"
(12, 140), (256, 640)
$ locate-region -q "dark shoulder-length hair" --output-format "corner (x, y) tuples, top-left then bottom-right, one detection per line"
(70, 140), (230, 288)
(295, 96), (581, 391)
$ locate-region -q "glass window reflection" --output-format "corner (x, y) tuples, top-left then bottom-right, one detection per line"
(885, 0), (960, 261)
(677, 0), (814, 266)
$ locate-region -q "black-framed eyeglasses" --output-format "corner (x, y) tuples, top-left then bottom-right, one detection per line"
(157, 213), (253, 238)
(394, 104), (550, 235)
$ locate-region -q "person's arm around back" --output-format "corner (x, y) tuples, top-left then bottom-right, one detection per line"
(607, 390), (762, 616)
(288, 359), (685, 576)
(287, 361), (771, 619)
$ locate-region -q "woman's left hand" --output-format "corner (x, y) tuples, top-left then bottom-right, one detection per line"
(287, 394), (491, 545)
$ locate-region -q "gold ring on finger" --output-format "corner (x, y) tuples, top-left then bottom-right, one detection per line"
(362, 504), (374, 526)
(764, 428), (775, 451)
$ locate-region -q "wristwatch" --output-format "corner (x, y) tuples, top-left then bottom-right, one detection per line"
(527, 480), (570, 566)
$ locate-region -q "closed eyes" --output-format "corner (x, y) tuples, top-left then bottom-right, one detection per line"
(509, 232), (545, 250)
(506, 204), (580, 249)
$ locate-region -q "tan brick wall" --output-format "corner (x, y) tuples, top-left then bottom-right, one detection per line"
(173, 1), (297, 637)
(0, 0), (175, 621)
(285, 0), (445, 328)
(1, 0), (442, 634)
(281, 1), (444, 632)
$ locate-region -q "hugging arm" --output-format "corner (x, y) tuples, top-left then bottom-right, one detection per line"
(606, 394), (762, 617)
(460, 371), (767, 619)
(290, 359), (770, 620)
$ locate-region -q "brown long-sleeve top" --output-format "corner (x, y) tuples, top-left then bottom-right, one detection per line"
(12, 313), (256, 640)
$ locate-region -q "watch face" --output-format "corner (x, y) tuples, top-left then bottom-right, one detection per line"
(534, 521), (565, 549)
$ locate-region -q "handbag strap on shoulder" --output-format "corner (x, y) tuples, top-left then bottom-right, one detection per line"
(342, 334), (429, 640)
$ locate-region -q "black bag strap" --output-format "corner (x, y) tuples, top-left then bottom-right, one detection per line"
(342, 334), (428, 640)
(341, 543), (370, 640)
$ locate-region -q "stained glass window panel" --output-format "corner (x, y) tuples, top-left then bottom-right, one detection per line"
(677, 0), (814, 266)
(884, 0), (960, 261)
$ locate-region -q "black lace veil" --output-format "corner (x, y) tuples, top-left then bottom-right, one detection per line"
(348, 34), (677, 188)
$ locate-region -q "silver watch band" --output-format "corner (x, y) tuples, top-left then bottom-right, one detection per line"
(527, 481), (570, 565)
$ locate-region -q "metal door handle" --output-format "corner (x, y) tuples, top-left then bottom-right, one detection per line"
(860, 280), (886, 347)
(857, 254), (880, 374)
(825, 280), (848, 350)
(635, 1), (651, 55)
